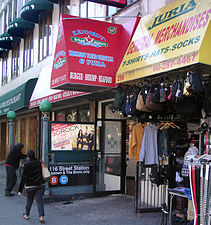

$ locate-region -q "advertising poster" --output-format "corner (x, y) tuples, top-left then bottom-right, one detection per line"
(49, 164), (93, 187)
(51, 123), (94, 151)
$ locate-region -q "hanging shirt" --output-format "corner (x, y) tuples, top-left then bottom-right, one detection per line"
(129, 123), (145, 162)
(140, 125), (158, 165)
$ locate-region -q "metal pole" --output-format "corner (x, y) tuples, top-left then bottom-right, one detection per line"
(8, 119), (14, 150)
(41, 112), (50, 196)
(41, 113), (49, 164)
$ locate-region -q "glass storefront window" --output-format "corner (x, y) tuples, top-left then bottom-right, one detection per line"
(66, 109), (77, 122)
(78, 109), (90, 122)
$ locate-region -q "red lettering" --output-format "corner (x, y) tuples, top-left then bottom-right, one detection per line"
(197, 10), (207, 29)
(203, 9), (211, 27)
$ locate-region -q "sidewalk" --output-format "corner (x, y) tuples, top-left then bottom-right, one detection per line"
(0, 163), (161, 225)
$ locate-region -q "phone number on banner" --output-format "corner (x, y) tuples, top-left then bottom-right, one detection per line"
(153, 53), (197, 72)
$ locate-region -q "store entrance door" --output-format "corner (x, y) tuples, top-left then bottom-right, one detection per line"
(95, 119), (126, 194)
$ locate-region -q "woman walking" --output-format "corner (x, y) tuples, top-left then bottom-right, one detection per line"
(18, 150), (45, 223)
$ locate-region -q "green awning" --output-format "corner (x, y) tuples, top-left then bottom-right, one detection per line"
(21, 0), (54, 23)
(0, 47), (9, 58)
(48, 0), (59, 3)
(0, 78), (38, 116)
(0, 33), (21, 50)
(7, 17), (35, 38)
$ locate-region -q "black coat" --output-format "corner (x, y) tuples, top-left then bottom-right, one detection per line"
(5, 143), (27, 169)
(19, 158), (45, 193)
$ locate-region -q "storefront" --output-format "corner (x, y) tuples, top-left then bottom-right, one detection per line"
(115, 0), (211, 223)
(0, 78), (38, 159)
(26, 13), (140, 198)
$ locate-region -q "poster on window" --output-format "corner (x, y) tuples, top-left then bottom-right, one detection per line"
(51, 123), (95, 151)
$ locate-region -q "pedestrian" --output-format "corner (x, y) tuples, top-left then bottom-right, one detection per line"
(5, 142), (27, 197)
(18, 150), (45, 223)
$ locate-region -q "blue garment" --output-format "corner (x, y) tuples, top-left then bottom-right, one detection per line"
(140, 125), (158, 165)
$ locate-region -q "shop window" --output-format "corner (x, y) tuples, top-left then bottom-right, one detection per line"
(3, 7), (7, 32)
(12, 0), (18, 20)
(1, 57), (8, 86)
(106, 6), (119, 17)
(55, 112), (65, 121)
(8, 0), (12, 24)
(127, 0), (138, 6)
(0, 13), (3, 34)
(80, 0), (97, 18)
(17, 0), (24, 17)
(11, 43), (20, 80)
(55, 105), (90, 122)
(59, 0), (70, 15)
(66, 109), (77, 122)
(78, 109), (90, 122)
(38, 13), (52, 62)
(23, 30), (33, 71)
(102, 102), (122, 119)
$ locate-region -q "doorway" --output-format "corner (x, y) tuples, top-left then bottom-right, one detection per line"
(95, 119), (126, 194)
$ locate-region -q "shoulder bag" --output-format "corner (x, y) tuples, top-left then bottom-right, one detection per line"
(41, 160), (51, 182)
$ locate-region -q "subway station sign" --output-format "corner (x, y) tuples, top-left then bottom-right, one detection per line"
(116, 0), (211, 83)
(51, 14), (140, 92)
(49, 164), (93, 187)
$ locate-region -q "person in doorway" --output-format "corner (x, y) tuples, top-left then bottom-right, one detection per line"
(18, 150), (45, 223)
(87, 130), (94, 150)
(4, 142), (26, 197)
(77, 129), (84, 149)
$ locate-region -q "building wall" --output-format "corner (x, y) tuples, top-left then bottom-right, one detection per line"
(0, 0), (177, 96)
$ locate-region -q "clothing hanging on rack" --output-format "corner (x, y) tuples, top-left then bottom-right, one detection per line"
(129, 123), (146, 162)
(140, 124), (158, 165)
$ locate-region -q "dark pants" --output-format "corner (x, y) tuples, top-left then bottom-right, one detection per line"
(5, 166), (17, 192)
(25, 185), (45, 217)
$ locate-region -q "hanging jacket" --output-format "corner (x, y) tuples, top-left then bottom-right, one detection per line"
(129, 123), (146, 162)
(140, 125), (158, 165)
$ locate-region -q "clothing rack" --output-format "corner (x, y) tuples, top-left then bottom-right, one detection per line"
(135, 162), (168, 214)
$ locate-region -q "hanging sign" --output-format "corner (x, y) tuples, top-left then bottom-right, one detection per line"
(116, 0), (211, 83)
(51, 14), (140, 92)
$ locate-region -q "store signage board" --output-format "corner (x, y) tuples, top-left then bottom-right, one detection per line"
(116, 0), (211, 84)
(49, 164), (93, 187)
(50, 123), (95, 151)
(29, 64), (87, 108)
(51, 14), (140, 92)
(88, 0), (126, 8)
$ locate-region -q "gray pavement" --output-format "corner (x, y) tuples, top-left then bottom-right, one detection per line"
(0, 162), (161, 225)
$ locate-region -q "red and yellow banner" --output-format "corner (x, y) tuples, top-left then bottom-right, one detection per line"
(116, 0), (211, 83)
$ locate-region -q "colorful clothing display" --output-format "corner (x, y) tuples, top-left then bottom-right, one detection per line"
(129, 123), (145, 162)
